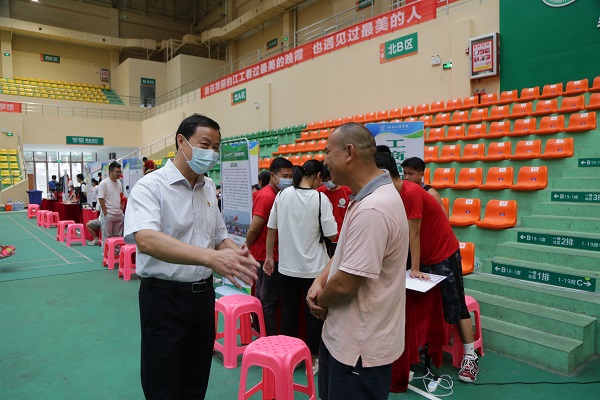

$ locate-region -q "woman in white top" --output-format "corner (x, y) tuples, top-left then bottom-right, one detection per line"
(264, 160), (337, 372)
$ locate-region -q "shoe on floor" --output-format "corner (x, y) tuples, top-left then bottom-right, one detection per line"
(458, 354), (479, 383)
(88, 238), (99, 246)
(306, 359), (319, 376)
(213, 276), (222, 284)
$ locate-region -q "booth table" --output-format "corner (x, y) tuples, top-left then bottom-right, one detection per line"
(40, 199), (59, 212)
(82, 208), (99, 240)
(53, 203), (82, 224)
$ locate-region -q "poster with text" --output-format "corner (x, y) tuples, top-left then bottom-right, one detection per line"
(366, 122), (424, 178)
(122, 158), (143, 197)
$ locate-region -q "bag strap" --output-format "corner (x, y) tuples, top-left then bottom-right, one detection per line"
(318, 192), (325, 244)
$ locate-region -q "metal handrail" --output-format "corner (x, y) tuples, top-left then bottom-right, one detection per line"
(0, 100), (143, 121)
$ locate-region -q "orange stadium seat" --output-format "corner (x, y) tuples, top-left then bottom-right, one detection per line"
(450, 110), (469, 125)
(313, 153), (325, 162)
(300, 154), (313, 164)
(431, 113), (450, 127)
(290, 155), (301, 166)
(486, 105), (510, 121)
(445, 126), (465, 141)
(541, 137), (574, 159)
(295, 132), (309, 142)
(424, 168), (430, 184)
(438, 144), (461, 162)
(415, 103), (430, 116)
(354, 114), (365, 123)
(316, 139), (327, 151)
(430, 101), (445, 113)
(305, 122), (316, 131)
(532, 99), (558, 116)
(540, 83), (563, 99)
(519, 87), (540, 101)
(479, 93), (498, 106)
(425, 128), (445, 143)
(511, 140), (542, 160)
(485, 142), (512, 161)
(318, 129), (330, 139)
(308, 130), (320, 141)
(424, 146), (439, 162)
(563, 78), (588, 96)
(445, 98), (462, 112)
(273, 144), (287, 155)
(486, 121), (510, 139)
(459, 242), (476, 275)
(389, 108), (402, 119)
(454, 168), (483, 189)
(404, 117), (417, 122)
(402, 105), (416, 117)
(285, 143), (297, 154)
(467, 108), (488, 123)
(419, 115), (433, 127)
(342, 116), (355, 124)
(565, 112), (596, 132)
(449, 198), (481, 226)
(481, 167), (514, 190)
(324, 119), (335, 128)
(587, 93), (600, 110)
(430, 168), (456, 189)
(497, 90), (518, 105)
(474, 200), (518, 229)
(590, 76), (600, 92)
(305, 141), (317, 152)
(334, 117), (344, 126)
(508, 118), (537, 137)
(559, 95), (585, 113)
(295, 142), (307, 153)
(511, 166), (548, 191)
(376, 110), (389, 120)
(461, 96), (478, 110)
(460, 144), (485, 162)
(365, 112), (377, 123)
(466, 123), (487, 139)
(536, 115), (564, 134)
(510, 102), (533, 118)
(260, 157), (271, 169)
(315, 121), (325, 129)
(441, 197), (450, 215)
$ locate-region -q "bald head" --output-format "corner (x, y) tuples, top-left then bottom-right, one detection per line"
(330, 122), (376, 161)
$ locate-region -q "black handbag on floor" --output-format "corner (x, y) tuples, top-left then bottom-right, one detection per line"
(318, 192), (336, 258)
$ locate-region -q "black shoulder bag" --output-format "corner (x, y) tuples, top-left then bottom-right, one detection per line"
(318, 192), (336, 258)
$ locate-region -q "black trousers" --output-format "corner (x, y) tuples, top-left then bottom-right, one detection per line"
(255, 261), (280, 336)
(278, 273), (324, 355)
(139, 280), (216, 400)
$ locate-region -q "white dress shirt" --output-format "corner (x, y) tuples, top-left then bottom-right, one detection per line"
(124, 159), (228, 282)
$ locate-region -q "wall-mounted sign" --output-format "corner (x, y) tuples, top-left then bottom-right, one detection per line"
(541, 0), (577, 7)
(66, 136), (104, 145)
(267, 38), (278, 50)
(0, 101), (22, 113)
(141, 78), (156, 86)
(231, 88), (247, 105)
(469, 32), (499, 80)
(100, 68), (110, 82)
(40, 54), (60, 63)
(380, 32), (418, 64)
(356, 0), (373, 11)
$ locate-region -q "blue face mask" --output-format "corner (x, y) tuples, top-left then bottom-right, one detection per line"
(276, 176), (293, 190)
(323, 181), (336, 190)
(183, 137), (219, 175)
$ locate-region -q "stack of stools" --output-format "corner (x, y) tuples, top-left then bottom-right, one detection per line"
(27, 204), (39, 219)
(238, 335), (316, 400)
(37, 210), (50, 227)
(214, 294), (266, 368)
(65, 224), (86, 247)
(102, 237), (125, 270)
(443, 295), (484, 367)
(56, 220), (75, 242)
(117, 244), (137, 281)
(44, 212), (60, 229)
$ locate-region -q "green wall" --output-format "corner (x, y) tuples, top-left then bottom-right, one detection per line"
(500, 0), (600, 91)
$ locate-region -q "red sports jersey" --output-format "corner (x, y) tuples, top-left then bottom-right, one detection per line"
(317, 185), (352, 239)
(249, 185), (279, 261)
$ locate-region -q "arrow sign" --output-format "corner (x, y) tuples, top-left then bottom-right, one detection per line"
(520, 235), (525, 239)
(494, 266), (500, 271)
(584, 281), (592, 287)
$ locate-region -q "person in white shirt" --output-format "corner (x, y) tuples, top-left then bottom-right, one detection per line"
(124, 113), (259, 399)
(96, 161), (124, 240)
(264, 159), (337, 374)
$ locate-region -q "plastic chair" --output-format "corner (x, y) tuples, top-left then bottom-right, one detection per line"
(466, 123), (486, 139)
(215, 294), (266, 369)
(290, 156), (301, 166)
(238, 335), (316, 400)
(558, 95), (585, 113)
(511, 140), (541, 160)
(285, 143), (297, 154)
(484, 142), (512, 161)
(563, 78), (588, 96)
(37, 210), (50, 227)
(459, 242), (476, 275)
(424, 168), (430, 185)
(565, 112), (596, 132)
(365, 112), (377, 123)
(354, 114), (365, 123)
(485, 121), (510, 139)
(454, 168), (483, 189)
(444, 98), (462, 112)
(540, 83), (563, 99)
(519, 87), (540, 101)
(103, 237), (125, 270)
(316, 139), (327, 151)
(450, 110), (468, 125)
(587, 93), (600, 110)
(431, 113), (450, 127)
(65, 224), (86, 247)
(461, 96), (478, 109)
(376, 110), (389, 120)
(273, 144), (287, 155)
(443, 295), (484, 368)
(511, 166), (548, 191)
(536, 115), (564, 134)
(474, 200), (518, 229)
(118, 244), (137, 281)
(486, 105), (509, 121)
(415, 103), (430, 116)
(295, 142), (306, 153)
(438, 145), (461, 163)
(508, 118), (537, 137)
(481, 167), (514, 190)
(389, 108), (401, 119)
(301, 155), (313, 165)
(445, 126), (465, 141)
(449, 196), (482, 225)
(425, 128), (445, 143)
(590, 76), (600, 92)
(441, 197), (449, 215)
(509, 102), (533, 118)
(295, 132), (309, 143)
(460, 144), (485, 162)
(419, 115), (433, 127)
(467, 108), (488, 123)
(479, 93), (497, 106)
(307, 131), (320, 141)
(497, 90), (518, 105)
(430, 101), (445, 113)
(541, 137), (574, 159)
(314, 121), (325, 129)
(324, 119), (336, 128)
(402, 105), (416, 117)
(27, 204), (39, 219)
(56, 220), (75, 242)
(430, 168), (456, 189)
(424, 146), (439, 163)
(532, 99), (558, 116)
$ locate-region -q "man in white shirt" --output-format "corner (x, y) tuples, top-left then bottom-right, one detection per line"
(124, 114), (259, 399)
(96, 161), (124, 240)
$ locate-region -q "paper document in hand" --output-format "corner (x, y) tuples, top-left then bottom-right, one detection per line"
(405, 270), (446, 292)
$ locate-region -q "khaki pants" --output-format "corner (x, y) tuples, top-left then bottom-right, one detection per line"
(101, 213), (124, 240)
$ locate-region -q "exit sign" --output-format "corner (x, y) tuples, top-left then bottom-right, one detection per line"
(141, 78), (156, 86)
(267, 38), (278, 50)
(231, 88), (246, 105)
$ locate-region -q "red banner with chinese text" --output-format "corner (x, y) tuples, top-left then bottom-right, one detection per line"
(0, 101), (22, 113)
(201, 0), (438, 99)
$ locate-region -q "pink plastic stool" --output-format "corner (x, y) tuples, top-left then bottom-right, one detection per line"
(27, 204), (39, 219)
(44, 212), (60, 229)
(214, 294), (266, 368)
(102, 237), (125, 270)
(37, 210), (50, 227)
(118, 244), (137, 281)
(56, 220), (76, 242)
(443, 295), (484, 368)
(65, 224), (86, 247)
(238, 335), (316, 400)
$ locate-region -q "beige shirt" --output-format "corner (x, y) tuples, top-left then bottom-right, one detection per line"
(322, 172), (409, 368)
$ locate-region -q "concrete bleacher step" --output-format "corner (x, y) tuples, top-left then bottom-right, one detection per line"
(479, 315), (590, 375)
(521, 215), (600, 234)
(561, 167), (600, 178)
(532, 202), (600, 218)
(552, 177), (600, 189)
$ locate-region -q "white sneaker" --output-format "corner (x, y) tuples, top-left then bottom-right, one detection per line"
(213, 276), (222, 284)
(306, 359), (319, 376)
(88, 238), (99, 246)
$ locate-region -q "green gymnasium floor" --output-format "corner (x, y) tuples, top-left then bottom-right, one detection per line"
(1, 211), (599, 399)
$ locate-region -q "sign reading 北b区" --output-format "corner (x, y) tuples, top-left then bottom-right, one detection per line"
(40, 54), (60, 63)
(0, 101), (22, 113)
(66, 136), (104, 145)
(380, 32), (418, 63)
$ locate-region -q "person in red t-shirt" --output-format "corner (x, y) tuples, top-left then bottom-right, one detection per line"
(316, 163), (351, 254)
(246, 157), (294, 335)
(375, 152), (479, 384)
(142, 157), (156, 175)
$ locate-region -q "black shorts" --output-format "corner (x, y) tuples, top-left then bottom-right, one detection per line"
(420, 249), (470, 324)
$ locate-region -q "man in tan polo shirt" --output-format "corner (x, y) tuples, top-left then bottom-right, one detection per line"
(307, 122), (409, 400)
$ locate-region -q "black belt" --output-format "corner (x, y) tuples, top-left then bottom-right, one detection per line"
(141, 276), (212, 293)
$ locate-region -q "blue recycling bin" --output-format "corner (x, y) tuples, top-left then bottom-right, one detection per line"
(26, 190), (43, 206)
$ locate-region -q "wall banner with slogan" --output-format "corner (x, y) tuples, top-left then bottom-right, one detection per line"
(366, 122), (424, 178)
(0, 101), (22, 113)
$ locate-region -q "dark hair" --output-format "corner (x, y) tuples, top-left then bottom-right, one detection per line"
(270, 157), (293, 174)
(76, 173), (84, 181)
(142, 157), (148, 161)
(98, 172), (102, 176)
(321, 163), (332, 181)
(376, 145), (392, 154)
(400, 157), (426, 173)
(109, 161), (121, 172)
(375, 152), (400, 179)
(91, 178), (99, 185)
(292, 159), (324, 188)
(216, 185), (221, 190)
(51, 175), (57, 180)
(252, 184), (260, 191)
(258, 171), (271, 188)
(175, 113), (221, 150)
